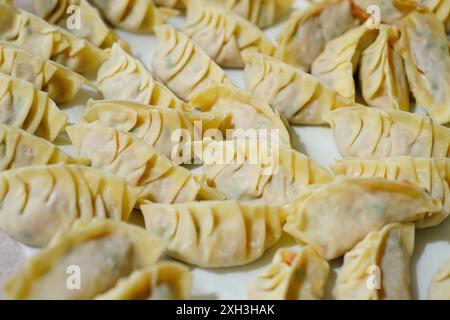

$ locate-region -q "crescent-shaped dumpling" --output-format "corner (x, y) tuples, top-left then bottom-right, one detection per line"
(141, 200), (287, 267)
(4, 219), (164, 300)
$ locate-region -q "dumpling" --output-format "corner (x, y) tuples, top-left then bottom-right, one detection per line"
(212, 0), (294, 29)
(184, 0), (276, 68)
(248, 246), (329, 300)
(311, 24), (378, 102)
(327, 106), (450, 158)
(419, 0), (450, 36)
(141, 200), (287, 267)
(154, 0), (185, 8)
(4, 219), (164, 300)
(28, 0), (129, 50)
(334, 223), (414, 300)
(189, 84), (291, 147)
(276, 0), (361, 72)
(0, 42), (90, 103)
(428, 258), (450, 300)
(82, 99), (231, 159)
(97, 44), (190, 111)
(351, 0), (416, 24)
(0, 1), (109, 73)
(397, 10), (450, 124)
(153, 24), (231, 101)
(0, 74), (68, 142)
(97, 262), (192, 300)
(332, 157), (450, 227)
(283, 176), (441, 260)
(243, 50), (350, 125)
(67, 122), (224, 204)
(0, 164), (140, 247)
(0, 123), (85, 170)
(197, 139), (332, 206)
(89, 0), (178, 33)
(359, 25), (410, 111)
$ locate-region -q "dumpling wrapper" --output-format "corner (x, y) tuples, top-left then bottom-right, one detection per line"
(154, 0), (185, 8)
(89, 0), (178, 33)
(83, 99), (232, 160)
(0, 123), (86, 171)
(351, 0), (416, 24)
(97, 43), (190, 111)
(276, 0), (361, 71)
(141, 200), (287, 267)
(397, 10), (450, 124)
(283, 176), (441, 260)
(189, 84), (291, 147)
(96, 262), (192, 300)
(243, 50), (350, 124)
(419, 0), (450, 35)
(332, 157), (450, 228)
(0, 1), (108, 73)
(311, 24), (378, 102)
(248, 246), (329, 300)
(67, 122), (224, 204)
(30, 0), (129, 50)
(428, 258), (450, 300)
(334, 223), (414, 300)
(0, 42), (90, 103)
(184, 0), (276, 68)
(197, 139), (332, 206)
(0, 74), (68, 142)
(0, 164), (140, 247)
(327, 106), (450, 158)
(4, 219), (164, 300)
(153, 24), (231, 102)
(359, 25), (410, 111)
(212, 0), (294, 29)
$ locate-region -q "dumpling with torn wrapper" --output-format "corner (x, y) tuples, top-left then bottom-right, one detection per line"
(283, 176), (441, 260)
(141, 200), (287, 267)
(0, 164), (140, 247)
(4, 219), (164, 300)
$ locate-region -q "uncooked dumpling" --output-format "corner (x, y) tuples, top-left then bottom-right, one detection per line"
(97, 262), (192, 300)
(0, 124), (84, 171)
(29, 0), (129, 49)
(327, 106), (450, 158)
(0, 74), (68, 142)
(359, 25), (410, 111)
(184, 0), (276, 68)
(332, 157), (450, 227)
(334, 223), (414, 300)
(311, 24), (378, 102)
(276, 0), (361, 71)
(67, 122), (224, 204)
(189, 84), (291, 147)
(397, 10), (450, 124)
(197, 139), (332, 206)
(213, 0), (294, 28)
(0, 1), (108, 73)
(0, 164), (140, 247)
(4, 219), (164, 300)
(248, 246), (329, 300)
(83, 99), (231, 159)
(89, 0), (178, 33)
(141, 200), (287, 267)
(243, 50), (350, 124)
(153, 24), (231, 102)
(283, 176), (441, 260)
(0, 42), (90, 103)
(97, 44), (190, 111)
(428, 258), (450, 300)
